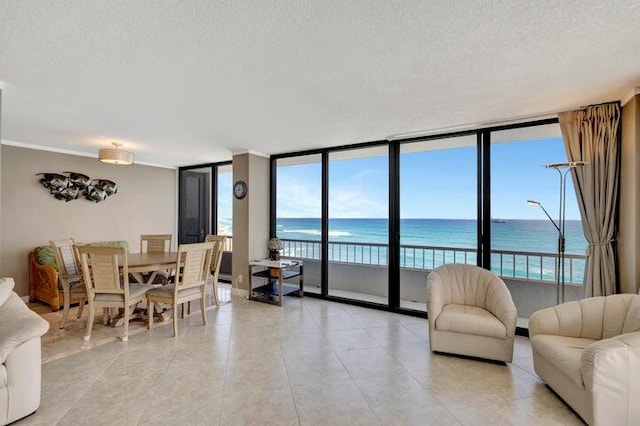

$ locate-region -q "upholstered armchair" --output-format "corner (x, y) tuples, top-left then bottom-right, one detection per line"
(426, 263), (517, 363)
(1, 278), (50, 425)
(529, 294), (640, 425)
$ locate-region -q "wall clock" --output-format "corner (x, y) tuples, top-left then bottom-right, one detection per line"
(233, 180), (247, 199)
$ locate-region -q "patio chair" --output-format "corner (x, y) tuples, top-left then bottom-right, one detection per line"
(147, 242), (214, 337)
(76, 245), (153, 342)
(50, 238), (87, 329)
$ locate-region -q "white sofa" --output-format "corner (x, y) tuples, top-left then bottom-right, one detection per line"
(0, 278), (50, 425)
(529, 294), (640, 425)
(426, 263), (517, 363)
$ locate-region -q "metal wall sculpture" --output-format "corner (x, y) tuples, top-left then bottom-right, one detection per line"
(37, 172), (118, 203)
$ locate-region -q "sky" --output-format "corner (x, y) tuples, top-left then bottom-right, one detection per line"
(271, 136), (582, 221)
(217, 135), (583, 222)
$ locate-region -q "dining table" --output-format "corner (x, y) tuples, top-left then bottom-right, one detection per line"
(127, 251), (179, 284)
(110, 251), (180, 326)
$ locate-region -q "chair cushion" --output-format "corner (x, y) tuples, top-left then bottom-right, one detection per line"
(34, 246), (58, 270)
(94, 283), (153, 302)
(69, 281), (87, 295)
(435, 304), (507, 339)
(531, 334), (595, 388)
(147, 284), (201, 299)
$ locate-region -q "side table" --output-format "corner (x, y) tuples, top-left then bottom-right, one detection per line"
(248, 259), (304, 306)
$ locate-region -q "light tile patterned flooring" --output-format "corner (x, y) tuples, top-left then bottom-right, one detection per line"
(20, 285), (584, 425)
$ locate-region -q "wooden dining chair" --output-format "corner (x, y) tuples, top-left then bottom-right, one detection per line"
(76, 245), (153, 342)
(147, 242), (214, 337)
(50, 238), (87, 329)
(140, 234), (172, 253)
(204, 234), (227, 307)
(140, 234), (173, 283)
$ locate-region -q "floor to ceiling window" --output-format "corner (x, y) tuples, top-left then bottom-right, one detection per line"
(399, 135), (477, 311)
(266, 118), (588, 326)
(327, 146), (389, 304)
(275, 154), (322, 294)
(490, 124), (586, 326)
(216, 163), (233, 249)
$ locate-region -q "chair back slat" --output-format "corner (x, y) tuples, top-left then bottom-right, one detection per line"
(175, 242), (214, 292)
(141, 234), (172, 254)
(50, 238), (80, 277)
(77, 245), (129, 297)
(204, 235), (227, 278)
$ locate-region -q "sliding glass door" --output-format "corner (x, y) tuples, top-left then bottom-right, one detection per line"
(490, 124), (586, 326)
(178, 162), (233, 245)
(399, 136), (477, 311)
(275, 154), (322, 294)
(179, 167), (211, 243)
(328, 146), (389, 304)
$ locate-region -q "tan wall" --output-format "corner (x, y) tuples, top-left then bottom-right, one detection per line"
(0, 91), (2, 273)
(619, 95), (640, 294)
(0, 145), (177, 296)
(232, 153), (249, 289)
(231, 152), (269, 291)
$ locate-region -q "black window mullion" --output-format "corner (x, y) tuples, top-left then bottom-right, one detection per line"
(388, 142), (400, 308)
(321, 151), (329, 297)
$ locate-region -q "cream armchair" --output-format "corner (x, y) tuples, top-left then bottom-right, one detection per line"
(529, 294), (640, 426)
(426, 263), (517, 362)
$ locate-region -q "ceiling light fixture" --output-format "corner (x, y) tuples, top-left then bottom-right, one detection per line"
(98, 142), (134, 165)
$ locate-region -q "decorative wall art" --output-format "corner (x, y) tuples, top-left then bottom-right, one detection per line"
(37, 172), (119, 203)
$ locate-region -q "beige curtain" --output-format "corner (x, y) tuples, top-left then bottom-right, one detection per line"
(558, 102), (620, 297)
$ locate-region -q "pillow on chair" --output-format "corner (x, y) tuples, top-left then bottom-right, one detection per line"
(34, 246), (58, 270)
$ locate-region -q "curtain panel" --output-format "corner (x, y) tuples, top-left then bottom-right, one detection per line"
(558, 102), (620, 297)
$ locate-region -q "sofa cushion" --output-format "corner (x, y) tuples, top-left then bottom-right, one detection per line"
(0, 293), (50, 363)
(435, 304), (506, 339)
(0, 278), (15, 307)
(34, 245), (58, 270)
(531, 334), (595, 388)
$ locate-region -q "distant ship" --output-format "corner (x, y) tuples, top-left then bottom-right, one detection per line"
(492, 218), (506, 223)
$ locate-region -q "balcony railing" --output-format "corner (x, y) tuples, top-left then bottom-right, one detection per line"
(281, 238), (586, 285)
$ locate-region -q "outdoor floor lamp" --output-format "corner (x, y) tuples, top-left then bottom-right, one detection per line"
(527, 161), (587, 304)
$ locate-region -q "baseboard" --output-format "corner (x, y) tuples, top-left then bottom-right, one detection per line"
(231, 288), (249, 298)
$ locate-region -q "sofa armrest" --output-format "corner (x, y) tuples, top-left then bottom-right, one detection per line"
(426, 271), (445, 324)
(485, 278), (518, 337)
(581, 331), (640, 424)
(0, 293), (50, 364)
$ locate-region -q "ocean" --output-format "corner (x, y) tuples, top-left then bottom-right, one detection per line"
(274, 217), (587, 254)
(271, 217), (588, 283)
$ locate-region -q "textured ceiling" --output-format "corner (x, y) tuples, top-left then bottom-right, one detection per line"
(1, 1), (640, 167)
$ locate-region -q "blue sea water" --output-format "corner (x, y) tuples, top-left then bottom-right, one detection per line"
(276, 217), (587, 254)
(275, 217), (588, 283)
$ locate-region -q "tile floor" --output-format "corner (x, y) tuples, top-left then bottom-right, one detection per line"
(19, 286), (584, 425)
